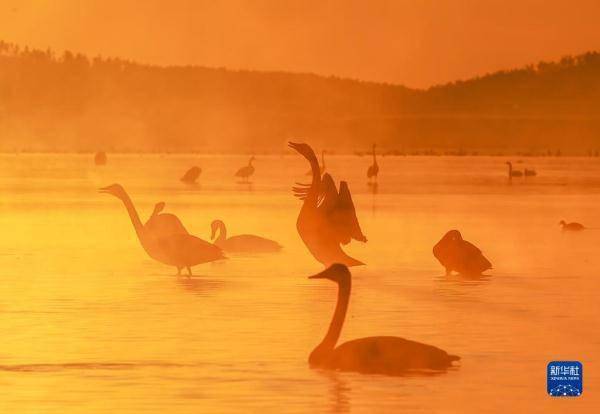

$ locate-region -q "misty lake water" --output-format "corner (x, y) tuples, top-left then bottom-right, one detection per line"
(0, 153), (599, 413)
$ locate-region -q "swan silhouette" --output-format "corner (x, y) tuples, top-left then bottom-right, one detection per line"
(309, 264), (460, 375)
(367, 144), (379, 181)
(94, 151), (107, 166)
(145, 202), (189, 236)
(289, 142), (366, 267)
(100, 184), (224, 275)
(181, 166), (201, 184)
(433, 230), (492, 276)
(210, 219), (282, 253)
(559, 220), (585, 231)
(306, 150), (326, 176)
(506, 162), (523, 178)
(235, 156), (255, 182)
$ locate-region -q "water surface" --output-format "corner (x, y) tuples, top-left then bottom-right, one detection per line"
(0, 154), (598, 413)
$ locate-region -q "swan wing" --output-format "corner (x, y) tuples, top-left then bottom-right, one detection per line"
(145, 213), (189, 236)
(330, 336), (459, 374)
(325, 181), (367, 244)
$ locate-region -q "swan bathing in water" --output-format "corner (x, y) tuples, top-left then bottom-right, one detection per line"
(309, 264), (460, 375)
(210, 219), (282, 253)
(100, 184), (224, 275)
(290, 142), (367, 267)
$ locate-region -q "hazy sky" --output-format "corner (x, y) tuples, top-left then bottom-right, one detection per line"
(2, 0), (600, 88)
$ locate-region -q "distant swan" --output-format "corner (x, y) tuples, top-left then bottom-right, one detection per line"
(559, 220), (585, 231)
(309, 264), (460, 375)
(94, 151), (107, 166)
(367, 144), (379, 181)
(210, 219), (282, 253)
(290, 142), (366, 267)
(181, 166), (201, 184)
(100, 184), (224, 275)
(433, 230), (492, 276)
(506, 161), (523, 178)
(235, 156), (255, 182)
(306, 150), (326, 176)
(145, 202), (189, 236)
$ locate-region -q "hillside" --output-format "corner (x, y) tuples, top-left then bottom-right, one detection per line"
(1, 40), (600, 153)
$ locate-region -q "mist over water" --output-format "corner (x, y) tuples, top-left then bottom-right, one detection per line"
(0, 153), (598, 413)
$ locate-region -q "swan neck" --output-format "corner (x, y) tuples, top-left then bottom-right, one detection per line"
(118, 192), (145, 242)
(216, 221), (226, 243)
(314, 279), (351, 356)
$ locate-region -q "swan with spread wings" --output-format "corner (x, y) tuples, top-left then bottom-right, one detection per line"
(289, 142), (367, 267)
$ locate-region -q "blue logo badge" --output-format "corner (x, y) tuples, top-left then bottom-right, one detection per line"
(547, 361), (582, 397)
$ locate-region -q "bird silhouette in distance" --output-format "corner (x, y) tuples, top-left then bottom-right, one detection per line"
(94, 151), (107, 166)
(433, 230), (492, 276)
(308, 264), (460, 375)
(506, 161), (523, 178)
(181, 166), (201, 184)
(367, 144), (379, 183)
(524, 168), (537, 177)
(210, 219), (282, 253)
(235, 156), (255, 182)
(559, 220), (585, 232)
(289, 142), (366, 267)
(145, 202), (189, 236)
(100, 184), (224, 275)
(306, 150), (326, 176)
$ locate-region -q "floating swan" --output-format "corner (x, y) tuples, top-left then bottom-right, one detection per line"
(309, 264), (460, 375)
(210, 219), (282, 253)
(433, 230), (492, 276)
(289, 142), (366, 267)
(94, 151), (107, 166)
(100, 184), (224, 275)
(181, 166), (201, 184)
(506, 161), (523, 178)
(235, 156), (255, 182)
(559, 220), (585, 231)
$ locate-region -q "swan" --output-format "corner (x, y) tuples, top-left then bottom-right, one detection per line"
(289, 142), (366, 267)
(100, 184), (224, 275)
(559, 220), (585, 231)
(210, 219), (282, 253)
(433, 230), (492, 276)
(235, 156), (255, 182)
(306, 150), (326, 176)
(181, 166), (201, 184)
(524, 168), (537, 177)
(367, 144), (379, 181)
(94, 151), (107, 166)
(309, 264), (460, 375)
(506, 162), (523, 178)
(145, 202), (189, 236)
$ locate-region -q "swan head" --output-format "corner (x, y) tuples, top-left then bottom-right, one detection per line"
(559, 220), (566, 226)
(505, 161), (512, 166)
(99, 183), (127, 199)
(210, 220), (224, 240)
(288, 142), (316, 159)
(153, 202), (165, 215)
(443, 229), (462, 241)
(309, 263), (351, 284)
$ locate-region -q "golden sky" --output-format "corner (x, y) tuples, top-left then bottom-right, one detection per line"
(1, 0), (600, 88)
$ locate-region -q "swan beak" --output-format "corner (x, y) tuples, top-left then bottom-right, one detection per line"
(308, 269), (329, 279)
(98, 186), (110, 193)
